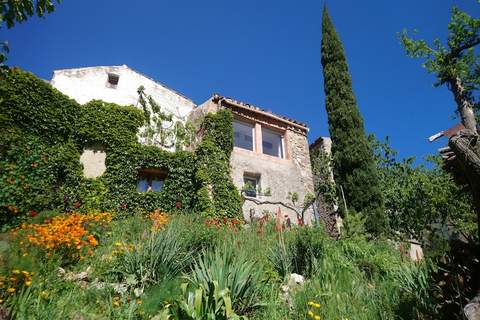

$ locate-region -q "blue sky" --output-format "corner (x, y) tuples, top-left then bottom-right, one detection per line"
(3, 0), (478, 162)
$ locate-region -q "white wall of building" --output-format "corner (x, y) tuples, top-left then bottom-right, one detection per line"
(51, 65), (196, 150)
(51, 65), (195, 118)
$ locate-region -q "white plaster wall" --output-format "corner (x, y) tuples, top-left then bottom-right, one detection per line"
(79, 149), (106, 179)
(50, 65), (195, 134)
(51, 65), (194, 117)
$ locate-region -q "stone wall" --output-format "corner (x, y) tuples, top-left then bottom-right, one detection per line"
(193, 96), (316, 223)
(231, 133), (315, 223)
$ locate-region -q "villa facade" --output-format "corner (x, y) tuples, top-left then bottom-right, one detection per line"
(51, 65), (320, 222)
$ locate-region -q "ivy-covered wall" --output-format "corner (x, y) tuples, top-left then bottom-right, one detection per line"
(0, 68), (242, 228)
(195, 111), (242, 217)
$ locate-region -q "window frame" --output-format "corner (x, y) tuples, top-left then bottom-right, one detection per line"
(261, 127), (284, 159)
(136, 168), (167, 193)
(233, 119), (255, 152)
(243, 174), (260, 198)
(106, 73), (120, 89)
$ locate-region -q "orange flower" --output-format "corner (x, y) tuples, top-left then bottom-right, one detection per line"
(11, 213), (111, 260)
(149, 211), (169, 231)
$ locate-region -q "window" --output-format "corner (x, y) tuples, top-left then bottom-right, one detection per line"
(233, 120), (254, 151)
(243, 175), (259, 198)
(106, 73), (120, 88)
(136, 168), (166, 193)
(262, 128), (283, 158)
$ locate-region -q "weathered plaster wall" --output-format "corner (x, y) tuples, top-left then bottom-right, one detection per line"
(231, 131), (315, 223)
(51, 65), (195, 120)
(79, 148), (106, 179)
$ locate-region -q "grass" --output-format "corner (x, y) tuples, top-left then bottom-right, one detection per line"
(0, 212), (435, 319)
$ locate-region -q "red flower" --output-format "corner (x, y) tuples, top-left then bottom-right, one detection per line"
(29, 210), (38, 217)
(175, 201), (182, 209)
(74, 201), (81, 209)
(297, 217), (304, 227)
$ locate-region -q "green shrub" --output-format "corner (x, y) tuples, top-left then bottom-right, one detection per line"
(75, 100), (144, 150)
(158, 281), (246, 320)
(0, 68), (80, 144)
(188, 246), (263, 315)
(0, 134), (82, 229)
(290, 226), (326, 278)
(115, 228), (191, 290)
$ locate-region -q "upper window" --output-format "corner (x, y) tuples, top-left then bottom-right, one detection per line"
(106, 73), (120, 88)
(136, 168), (166, 193)
(262, 128), (283, 158)
(233, 120), (254, 151)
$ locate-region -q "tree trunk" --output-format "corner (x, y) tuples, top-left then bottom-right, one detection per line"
(448, 131), (480, 242)
(447, 77), (480, 319)
(450, 77), (478, 131)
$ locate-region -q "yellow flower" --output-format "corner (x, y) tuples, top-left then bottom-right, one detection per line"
(308, 301), (315, 306)
(25, 280), (32, 286)
(136, 299), (142, 305)
(307, 311), (314, 318)
(7, 287), (16, 294)
(40, 291), (49, 298)
(314, 303), (321, 308)
(22, 271), (30, 277)
(314, 316), (320, 320)
(12, 269), (20, 275)
(113, 301), (120, 307)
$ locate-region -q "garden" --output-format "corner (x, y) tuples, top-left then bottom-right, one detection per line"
(0, 211), (434, 319)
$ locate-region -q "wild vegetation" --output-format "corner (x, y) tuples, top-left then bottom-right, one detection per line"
(0, 213), (436, 319)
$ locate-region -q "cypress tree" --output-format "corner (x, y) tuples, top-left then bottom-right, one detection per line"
(321, 7), (387, 235)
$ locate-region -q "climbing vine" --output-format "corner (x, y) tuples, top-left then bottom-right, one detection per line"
(136, 85), (196, 150)
(0, 68), (242, 227)
(194, 110), (242, 217)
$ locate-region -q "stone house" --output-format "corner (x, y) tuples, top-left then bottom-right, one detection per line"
(191, 94), (315, 223)
(51, 65), (316, 222)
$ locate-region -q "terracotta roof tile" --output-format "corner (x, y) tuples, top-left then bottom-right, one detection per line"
(214, 94), (308, 129)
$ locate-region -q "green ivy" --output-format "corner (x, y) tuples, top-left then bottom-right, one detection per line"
(74, 100), (144, 150)
(195, 110), (242, 217)
(0, 68), (79, 144)
(0, 68), (243, 226)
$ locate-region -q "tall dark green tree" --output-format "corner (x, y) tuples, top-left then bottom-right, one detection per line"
(321, 7), (386, 235)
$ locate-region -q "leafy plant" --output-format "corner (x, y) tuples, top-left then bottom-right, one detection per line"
(115, 228), (191, 290)
(289, 226), (326, 278)
(157, 281), (247, 320)
(188, 246), (263, 315)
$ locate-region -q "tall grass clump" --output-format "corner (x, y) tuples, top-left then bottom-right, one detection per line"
(291, 236), (436, 320)
(115, 227), (191, 290)
(188, 246), (264, 315)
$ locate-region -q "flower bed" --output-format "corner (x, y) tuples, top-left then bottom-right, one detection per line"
(11, 213), (112, 261)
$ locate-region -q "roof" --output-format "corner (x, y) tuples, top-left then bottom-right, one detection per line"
(427, 123), (480, 142)
(212, 94), (308, 130)
(310, 136), (330, 149)
(52, 65), (196, 105)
